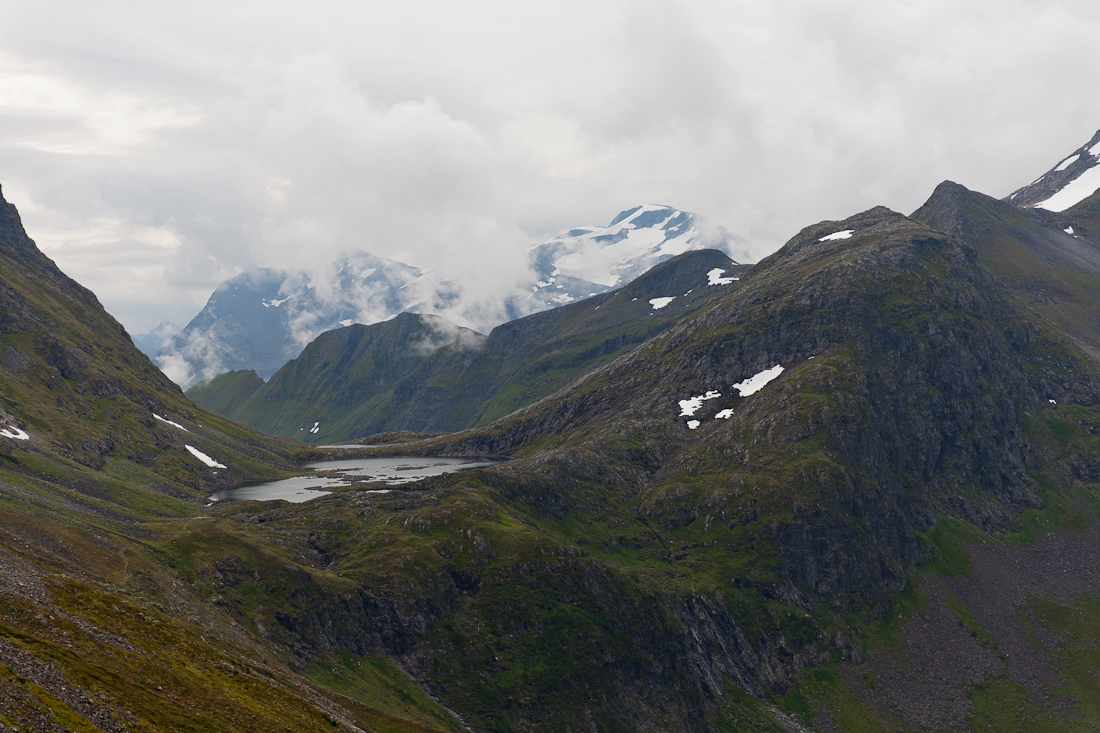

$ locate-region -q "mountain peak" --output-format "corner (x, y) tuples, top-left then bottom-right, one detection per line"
(1004, 128), (1100, 211)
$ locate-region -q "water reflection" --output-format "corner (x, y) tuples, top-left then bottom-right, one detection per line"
(207, 456), (500, 504)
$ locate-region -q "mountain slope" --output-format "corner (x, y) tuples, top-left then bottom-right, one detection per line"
(0, 185), (465, 733)
(188, 249), (748, 441)
(526, 204), (746, 305)
(1005, 128), (1100, 210)
(174, 204), (1100, 731)
(160, 205), (745, 390)
(913, 179), (1100, 357)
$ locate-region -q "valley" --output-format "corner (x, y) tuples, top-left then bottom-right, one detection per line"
(4, 129), (1100, 731)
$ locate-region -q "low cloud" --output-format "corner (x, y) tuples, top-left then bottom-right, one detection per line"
(1, 0), (1099, 337)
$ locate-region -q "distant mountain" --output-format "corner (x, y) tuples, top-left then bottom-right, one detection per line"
(525, 204), (745, 307)
(187, 249), (748, 441)
(159, 205), (745, 388)
(156, 249), (441, 387)
(1004, 128), (1100, 210)
(131, 320), (180, 358)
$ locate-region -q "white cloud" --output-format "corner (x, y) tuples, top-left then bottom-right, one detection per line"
(1, 0), (1099, 335)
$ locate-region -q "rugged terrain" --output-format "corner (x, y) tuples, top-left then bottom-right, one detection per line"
(187, 249), (748, 442)
(158, 205), (743, 390)
(6, 128), (1100, 732)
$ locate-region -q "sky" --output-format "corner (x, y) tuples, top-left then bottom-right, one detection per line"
(2, 0), (1100, 335)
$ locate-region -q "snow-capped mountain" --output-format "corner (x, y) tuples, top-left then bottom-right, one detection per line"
(524, 204), (745, 308)
(159, 205), (747, 388)
(1005, 129), (1100, 211)
(156, 250), (453, 388)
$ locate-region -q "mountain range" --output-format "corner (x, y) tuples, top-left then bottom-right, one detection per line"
(3, 128), (1100, 731)
(154, 206), (744, 388)
(187, 249), (748, 442)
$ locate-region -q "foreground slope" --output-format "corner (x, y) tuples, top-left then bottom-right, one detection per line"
(178, 206), (1100, 731)
(0, 185), (464, 732)
(189, 249), (747, 442)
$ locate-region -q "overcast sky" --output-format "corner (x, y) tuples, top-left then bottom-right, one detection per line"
(3, 0), (1100, 334)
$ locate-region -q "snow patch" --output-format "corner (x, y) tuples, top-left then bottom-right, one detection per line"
(650, 297), (675, 310)
(818, 230), (853, 242)
(0, 427), (29, 440)
(707, 268), (737, 285)
(679, 390), (721, 416)
(262, 295), (292, 308)
(715, 409), (734, 419)
(733, 365), (784, 397)
(186, 445), (226, 468)
(310, 422), (320, 435)
(1050, 399), (1057, 404)
(359, 268), (377, 278)
(1056, 154), (1081, 172)
(1035, 164), (1100, 212)
(339, 319), (354, 327)
(153, 413), (188, 431)
(1091, 140), (1100, 157)
(687, 420), (701, 430)
(1066, 226), (1075, 235)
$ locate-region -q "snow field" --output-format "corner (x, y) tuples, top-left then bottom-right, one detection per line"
(818, 230), (853, 242)
(153, 413), (188, 431)
(0, 427), (29, 440)
(707, 268), (737, 285)
(679, 390), (722, 416)
(650, 297), (675, 310)
(1036, 164), (1100, 212)
(733, 365), (784, 397)
(186, 445), (227, 469)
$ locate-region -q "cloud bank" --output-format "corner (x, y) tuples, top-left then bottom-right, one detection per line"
(2, 0), (1100, 333)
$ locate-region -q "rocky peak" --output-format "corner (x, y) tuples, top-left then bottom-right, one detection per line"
(1004, 128), (1100, 210)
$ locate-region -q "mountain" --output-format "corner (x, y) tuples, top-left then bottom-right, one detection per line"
(914, 179), (1100, 357)
(155, 250), (436, 388)
(525, 204), (746, 307)
(0, 184), (465, 732)
(158, 205), (744, 389)
(187, 249), (749, 442)
(1004, 128), (1100, 210)
(131, 320), (180, 358)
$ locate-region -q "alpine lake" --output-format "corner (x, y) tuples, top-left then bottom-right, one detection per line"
(207, 455), (502, 504)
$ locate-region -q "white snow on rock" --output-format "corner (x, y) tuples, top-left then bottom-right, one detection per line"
(733, 365), (784, 397)
(687, 420), (701, 430)
(650, 297), (675, 310)
(339, 319), (354, 327)
(153, 413), (188, 431)
(0, 427), (29, 440)
(1066, 227), (1075, 235)
(1050, 399), (1057, 404)
(1092, 140), (1100, 157)
(1035, 165), (1100, 212)
(818, 230), (853, 242)
(679, 390), (722, 416)
(310, 422), (320, 434)
(1056, 154), (1081, 172)
(715, 409), (734, 419)
(707, 268), (737, 285)
(261, 295), (292, 308)
(186, 445), (226, 468)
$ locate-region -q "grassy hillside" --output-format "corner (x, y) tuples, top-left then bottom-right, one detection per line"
(188, 249), (748, 443)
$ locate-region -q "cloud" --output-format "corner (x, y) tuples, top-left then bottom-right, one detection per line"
(1, 0), (1100, 337)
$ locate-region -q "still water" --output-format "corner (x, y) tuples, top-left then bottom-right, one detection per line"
(207, 456), (500, 504)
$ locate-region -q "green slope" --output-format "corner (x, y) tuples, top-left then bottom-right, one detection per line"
(188, 248), (747, 442)
(0, 184), (468, 733)
(169, 205), (1100, 731)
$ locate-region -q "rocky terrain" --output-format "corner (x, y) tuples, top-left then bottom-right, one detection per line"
(187, 249), (749, 442)
(5, 128), (1100, 732)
